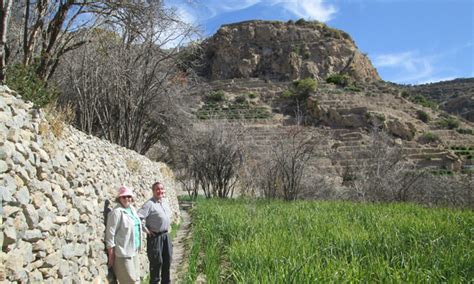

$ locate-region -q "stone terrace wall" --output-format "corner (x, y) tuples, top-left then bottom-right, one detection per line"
(0, 87), (180, 283)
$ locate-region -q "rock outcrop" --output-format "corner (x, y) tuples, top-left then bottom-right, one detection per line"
(0, 86), (180, 283)
(199, 20), (380, 83)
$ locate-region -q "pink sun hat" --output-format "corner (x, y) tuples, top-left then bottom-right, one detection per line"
(117, 186), (135, 198)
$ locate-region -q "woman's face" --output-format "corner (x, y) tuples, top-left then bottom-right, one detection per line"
(119, 196), (133, 208)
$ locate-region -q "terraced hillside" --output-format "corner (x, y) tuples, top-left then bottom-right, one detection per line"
(189, 77), (474, 179)
(174, 19), (473, 197)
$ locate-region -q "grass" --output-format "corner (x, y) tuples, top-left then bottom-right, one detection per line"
(196, 102), (271, 120)
(183, 199), (473, 283)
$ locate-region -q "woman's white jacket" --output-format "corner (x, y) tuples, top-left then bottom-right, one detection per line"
(105, 205), (142, 257)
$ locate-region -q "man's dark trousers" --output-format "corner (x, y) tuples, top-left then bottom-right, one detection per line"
(147, 232), (172, 284)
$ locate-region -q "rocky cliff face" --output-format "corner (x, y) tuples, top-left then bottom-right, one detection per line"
(200, 20), (380, 83)
(0, 87), (180, 283)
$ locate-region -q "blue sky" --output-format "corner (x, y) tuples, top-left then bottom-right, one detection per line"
(166, 0), (473, 85)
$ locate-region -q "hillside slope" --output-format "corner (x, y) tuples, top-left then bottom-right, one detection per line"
(403, 78), (474, 122)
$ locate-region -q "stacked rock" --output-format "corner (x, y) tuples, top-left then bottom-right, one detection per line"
(0, 86), (180, 283)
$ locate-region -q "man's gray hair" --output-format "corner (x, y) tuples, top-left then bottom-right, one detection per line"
(152, 181), (163, 191)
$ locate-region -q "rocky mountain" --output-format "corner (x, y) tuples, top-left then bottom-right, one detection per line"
(198, 20), (380, 83)
(180, 20), (474, 182)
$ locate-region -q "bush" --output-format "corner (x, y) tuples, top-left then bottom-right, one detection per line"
(295, 18), (307, 25)
(6, 64), (59, 108)
(281, 89), (295, 98)
(247, 93), (257, 99)
(456, 128), (473, 135)
(234, 95), (247, 104)
(438, 117), (460, 129)
(375, 113), (386, 122)
(345, 85), (361, 92)
(416, 110), (430, 123)
(205, 91), (226, 103)
(293, 77), (317, 99)
(419, 132), (440, 144)
(401, 91), (410, 98)
(326, 74), (349, 87)
(411, 95), (438, 109)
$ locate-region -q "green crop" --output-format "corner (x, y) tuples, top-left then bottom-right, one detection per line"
(183, 199), (473, 283)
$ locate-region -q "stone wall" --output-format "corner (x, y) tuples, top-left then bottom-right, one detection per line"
(0, 86), (180, 283)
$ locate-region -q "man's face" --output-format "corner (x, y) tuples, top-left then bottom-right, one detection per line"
(153, 184), (165, 200)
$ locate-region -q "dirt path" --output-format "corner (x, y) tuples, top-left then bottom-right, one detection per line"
(170, 201), (193, 283)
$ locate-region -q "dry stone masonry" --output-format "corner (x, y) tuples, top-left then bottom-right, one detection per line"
(0, 86), (180, 283)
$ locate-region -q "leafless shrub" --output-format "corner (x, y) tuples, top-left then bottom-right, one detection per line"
(179, 122), (244, 198)
(409, 173), (473, 208)
(238, 159), (262, 197)
(299, 174), (347, 200)
(176, 168), (200, 199)
(331, 129), (472, 207)
(252, 125), (315, 201)
(337, 129), (422, 202)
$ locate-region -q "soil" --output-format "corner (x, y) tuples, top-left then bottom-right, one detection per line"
(170, 201), (193, 283)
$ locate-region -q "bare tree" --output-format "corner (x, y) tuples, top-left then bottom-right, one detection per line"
(334, 129), (422, 202)
(251, 125), (315, 200)
(179, 122), (244, 198)
(58, 1), (199, 153)
(176, 168), (200, 199)
(0, 0), (13, 84)
(17, 0), (118, 81)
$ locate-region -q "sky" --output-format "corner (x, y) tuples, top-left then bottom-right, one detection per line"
(165, 0), (474, 85)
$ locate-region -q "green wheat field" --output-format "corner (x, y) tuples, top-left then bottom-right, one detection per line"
(183, 199), (473, 283)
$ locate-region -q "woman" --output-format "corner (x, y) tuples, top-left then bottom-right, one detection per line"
(105, 186), (142, 283)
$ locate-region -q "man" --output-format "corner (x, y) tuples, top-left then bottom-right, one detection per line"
(138, 182), (172, 284)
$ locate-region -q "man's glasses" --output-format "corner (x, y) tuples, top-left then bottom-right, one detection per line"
(120, 196), (133, 199)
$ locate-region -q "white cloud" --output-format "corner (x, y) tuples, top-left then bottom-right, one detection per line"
(272, 0), (337, 22)
(373, 51), (436, 84)
(374, 43), (474, 84)
(166, 0), (337, 23)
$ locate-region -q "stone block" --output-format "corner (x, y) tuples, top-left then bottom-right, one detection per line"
(42, 252), (61, 268)
(0, 160), (7, 174)
(22, 229), (43, 242)
(22, 204), (39, 229)
(14, 187), (30, 206)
